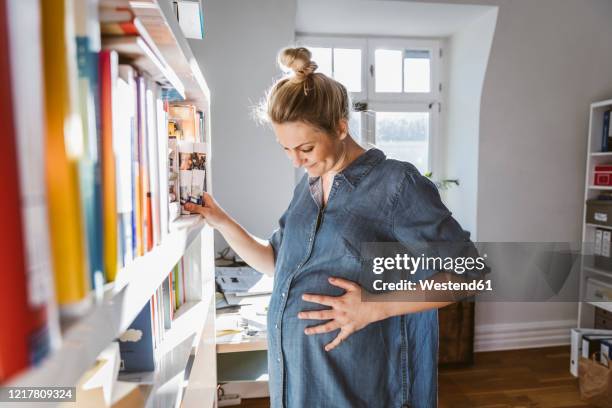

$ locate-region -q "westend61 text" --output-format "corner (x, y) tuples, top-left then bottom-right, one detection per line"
(372, 279), (493, 292)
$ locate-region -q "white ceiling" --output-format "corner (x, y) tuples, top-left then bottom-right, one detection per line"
(296, 0), (495, 38)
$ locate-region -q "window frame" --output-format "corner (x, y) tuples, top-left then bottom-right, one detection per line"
(364, 101), (441, 176)
(295, 35), (443, 175)
(367, 38), (441, 103)
(295, 35), (368, 101)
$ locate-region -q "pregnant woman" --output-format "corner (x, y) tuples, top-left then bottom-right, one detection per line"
(185, 47), (486, 408)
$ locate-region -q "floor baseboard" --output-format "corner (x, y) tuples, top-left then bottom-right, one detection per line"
(474, 319), (576, 352)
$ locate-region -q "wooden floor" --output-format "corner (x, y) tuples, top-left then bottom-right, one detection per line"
(230, 346), (596, 408)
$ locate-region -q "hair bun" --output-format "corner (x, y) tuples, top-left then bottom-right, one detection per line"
(279, 47), (318, 83)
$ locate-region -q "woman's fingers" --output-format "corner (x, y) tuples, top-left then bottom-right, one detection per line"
(302, 293), (337, 307)
(304, 321), (340, 335)
(298, 309), (335, 320)
(325, 329), (351, 352)
(327, 277), (360, 292)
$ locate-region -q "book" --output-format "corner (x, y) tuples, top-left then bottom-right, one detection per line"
(145, 80), (161, 248)
(116, 66), (137, 267)
(118, 301), (156, 372)
(0, 0), (37, 380)
(582, 334), (612, 364)
(175, 0), (204, 40)
(178, 142), (194, 214)
(99, 50), (120, 281)
(0, 1), (61, 382)
(603, 109), (611, 152)
(169, 105), (198, 141)
(601, 339), (612, 365)
(571, 328), (612, 376)
(74, 0), (105, 293)
(136, 76), (152, 253)
(191, 143), (207, 205)
(41, 0), (90, 311)
(156, 94), (170, 239)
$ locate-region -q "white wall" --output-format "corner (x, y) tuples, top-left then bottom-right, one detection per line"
(442, 7), (498, 239)
(439, 0), (612, 348)
(190, 0), (297, 252)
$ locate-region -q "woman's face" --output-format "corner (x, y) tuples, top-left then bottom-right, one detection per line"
(273, 121), (347, 178)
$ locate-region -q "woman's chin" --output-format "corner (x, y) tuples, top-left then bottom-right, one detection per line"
(304, 165), (320, 177)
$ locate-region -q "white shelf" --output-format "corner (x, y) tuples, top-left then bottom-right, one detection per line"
(591, 152), (612, 157)
(588, 185), (612, 190)
(10, 216), (209, 388)
(585, 223), (612, 231)
(591, 99), (612, 109)
(587, 301), (612, 313)
(102, 0), (210, 111)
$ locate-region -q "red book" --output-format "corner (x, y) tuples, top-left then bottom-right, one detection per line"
(0, 0), (35, 381)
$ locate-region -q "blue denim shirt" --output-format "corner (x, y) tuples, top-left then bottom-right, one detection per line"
(268, 148), (482, 408)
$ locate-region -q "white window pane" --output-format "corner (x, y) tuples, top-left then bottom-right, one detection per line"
(349, 111), (362, 145)
(333, 48), (361, 93)
(308, 47), (332, 77)
(375, 112), (429, 173)
(404, 50), (430, 93)
(375, 49), (402, 93)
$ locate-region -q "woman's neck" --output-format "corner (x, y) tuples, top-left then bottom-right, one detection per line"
(326, 136), (366, 177)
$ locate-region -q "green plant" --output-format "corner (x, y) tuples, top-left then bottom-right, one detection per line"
(424, 171), (459, 191)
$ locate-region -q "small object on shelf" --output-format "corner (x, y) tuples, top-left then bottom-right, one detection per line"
(173, 0), (204, 40)
(595, 164), (612, 186)
(586, 199), (612, 227)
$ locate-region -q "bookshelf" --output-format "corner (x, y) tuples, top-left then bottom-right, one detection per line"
(4, 0), (217, 407)
(578, 98), (612, 329)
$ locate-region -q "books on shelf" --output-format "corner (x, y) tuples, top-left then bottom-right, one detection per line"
(2, 0), (211, 388)
(117, 259), (190, 375)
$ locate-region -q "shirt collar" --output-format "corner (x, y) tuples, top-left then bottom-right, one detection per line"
(307, 148), (386, 192)
(338, 148), (386, 188)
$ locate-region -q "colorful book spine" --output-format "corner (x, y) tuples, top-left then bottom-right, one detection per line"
(5, 0), (61, 373)
(116, 66), (137, 267)
(74, 0), (104, 293)
(136, 76), (149, 256)
(0, 0), (45, 380)
(41, 0), (90, 310)
(146, 81), (162, 248)
(99, 50), (119, 281)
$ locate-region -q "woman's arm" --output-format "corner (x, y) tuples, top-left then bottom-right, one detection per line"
(184, 193), (276, 276)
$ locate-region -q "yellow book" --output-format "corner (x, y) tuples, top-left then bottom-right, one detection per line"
(41, 0), (90, 309)
(99, 50), (119, 281)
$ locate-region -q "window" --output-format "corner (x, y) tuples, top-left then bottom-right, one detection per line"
(297, 36), (442, 175)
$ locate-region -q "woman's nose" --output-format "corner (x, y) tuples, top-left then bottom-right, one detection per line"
(289, 151), (303, 168)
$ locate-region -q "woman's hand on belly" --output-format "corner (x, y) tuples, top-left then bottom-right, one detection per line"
(298, 277), (385, 352)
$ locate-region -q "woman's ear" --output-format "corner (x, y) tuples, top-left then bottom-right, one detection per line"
(337, 119), (349, 141)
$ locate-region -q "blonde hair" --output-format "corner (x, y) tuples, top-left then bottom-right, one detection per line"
(258, 47), (351, 137)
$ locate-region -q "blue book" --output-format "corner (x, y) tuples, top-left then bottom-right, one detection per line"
(76, 33), (105, 290)
(602, 110), (610, 152)
(118, 301), (156, 372)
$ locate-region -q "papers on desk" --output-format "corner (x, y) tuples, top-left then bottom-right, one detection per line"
(216, 266), (273, 297)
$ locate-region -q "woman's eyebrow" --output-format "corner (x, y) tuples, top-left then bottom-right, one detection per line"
(280, 141), (313, 149)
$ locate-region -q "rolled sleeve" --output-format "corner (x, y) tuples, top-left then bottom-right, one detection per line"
(391, 169), (490, 282)
(269, 209), (288, 263)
